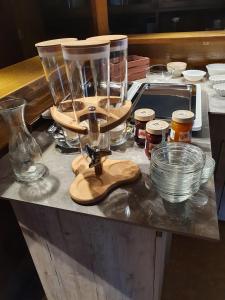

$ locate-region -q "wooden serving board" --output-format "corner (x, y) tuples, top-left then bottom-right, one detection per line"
(70, 156), (141, 205)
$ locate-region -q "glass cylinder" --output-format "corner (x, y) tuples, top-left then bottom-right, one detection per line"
(35, 38), (79, 148)
(87, 35), (128, 105)
(0, 98), (46, 182)
(87, 35), (128, 146)
(61, 40), (110, 154)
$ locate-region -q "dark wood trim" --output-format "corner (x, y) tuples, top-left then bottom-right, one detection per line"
(90, 0), (109, 35)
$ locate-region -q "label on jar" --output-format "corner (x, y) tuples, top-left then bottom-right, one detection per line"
(178, 131), (191, 142)
(138, 129), (146, 139)
(170, 128), (175, 140)
(170, 129), (191, 142)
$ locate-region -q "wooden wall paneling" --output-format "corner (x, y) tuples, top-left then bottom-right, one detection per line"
(128, 32), (225, 69)
(11, 200), (169, 300)
(158, 0), (224, 10)
(90, 0), (109, 35)
(10, 0), (45, 59)
(0, 0), (23, 67)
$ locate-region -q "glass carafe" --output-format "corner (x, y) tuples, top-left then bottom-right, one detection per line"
(0, 98), (46, 182)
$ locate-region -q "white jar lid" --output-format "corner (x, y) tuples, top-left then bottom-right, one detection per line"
(134, 108), (155, 122)
(172, 110), (194, 124)
(146, 120), (170, 135)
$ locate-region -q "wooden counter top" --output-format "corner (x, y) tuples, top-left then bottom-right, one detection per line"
(128, 30), (225, 44)
(0, 82), (219, 240)
(0, 56), (44, 98)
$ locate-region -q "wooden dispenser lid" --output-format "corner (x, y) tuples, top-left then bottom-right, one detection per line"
(61, 39), (110, 48)
(172, 110), (194, 123)
(35, 38), (77, 48)
(134, 108), (155, 122)
(87, 35), (127, 48)
(146, 120), (169, 135)
(87, 35), (127, 41)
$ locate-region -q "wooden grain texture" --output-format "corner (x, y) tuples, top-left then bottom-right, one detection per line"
(90, 0), (109, 35)
(129, 31), (225, 42)
(0, 56), (44, 98)
(50, 99), (132, 134)
(154, 232), (172, 300)
(128, 31), (225, 69)
(70, 156), (141, 204)
(11, 200), (169, 300)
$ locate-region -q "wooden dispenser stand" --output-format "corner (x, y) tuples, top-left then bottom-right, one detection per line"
(50, 97), (141, 204)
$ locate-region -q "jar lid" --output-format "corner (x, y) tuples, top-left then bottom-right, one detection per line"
(134, 108), (155, 122)
(172, 110), (194, 124)
(146, 120), (170, 135)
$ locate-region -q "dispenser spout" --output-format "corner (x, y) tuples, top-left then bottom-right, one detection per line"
(85, 144), (111, 176)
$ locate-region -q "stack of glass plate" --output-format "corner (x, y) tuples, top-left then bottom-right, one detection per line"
(150, 143), (205, 203)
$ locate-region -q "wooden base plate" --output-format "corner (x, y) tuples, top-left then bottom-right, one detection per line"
(70, 156), (141, 205)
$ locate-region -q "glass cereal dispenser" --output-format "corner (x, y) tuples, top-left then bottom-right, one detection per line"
(35, 38), (79, 149)
(87, 35), (128, 146)
(50, 39), (140, 204)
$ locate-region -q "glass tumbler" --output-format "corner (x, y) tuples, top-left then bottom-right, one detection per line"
(35, 38), (79, 148)
(61, 39), (110, 156)
(146, 64), (173, 83)
(0, 98), (46, 182)
(87, 35), (128, 146)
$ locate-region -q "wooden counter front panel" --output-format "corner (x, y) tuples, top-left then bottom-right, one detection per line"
(11, 201), (169, 300)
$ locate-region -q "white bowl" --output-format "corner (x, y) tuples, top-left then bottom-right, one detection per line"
(213, 83), (225, 97)
(167, 62), (187, 77)
(206, 63), (225, 76)
(182, 70), (206, 82)
(209, 75), (225, 86)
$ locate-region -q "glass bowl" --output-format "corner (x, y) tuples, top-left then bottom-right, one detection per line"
(146, 64), (172, 82)
(150, 143), (205, 203)
(201, 153), (215, 184)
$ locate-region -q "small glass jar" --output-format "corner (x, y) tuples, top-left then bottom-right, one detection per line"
(134, 108), (155, 148)
(145, 120), (170, 159)
(170, 110), (194, 143)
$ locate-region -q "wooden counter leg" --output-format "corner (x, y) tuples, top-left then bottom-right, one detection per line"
(10, 200), (171, 300)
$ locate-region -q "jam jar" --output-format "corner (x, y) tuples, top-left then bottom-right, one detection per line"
(134, 108), (155, 148)
(145, 120), (170, 159)
(170, 110), (194, 143)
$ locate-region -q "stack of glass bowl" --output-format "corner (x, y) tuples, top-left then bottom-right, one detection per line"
(150, 143), (205, 203)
